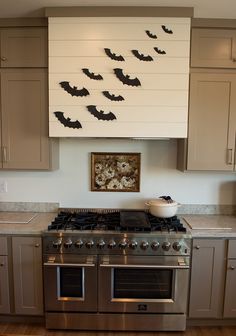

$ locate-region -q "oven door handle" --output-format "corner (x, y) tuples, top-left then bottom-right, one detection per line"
(100, 263), (189, 269)
(44, 262), (95, 267)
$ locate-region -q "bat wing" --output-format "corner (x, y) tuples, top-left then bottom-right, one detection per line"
(87, 105), (116, 121)
(59, 81), (89, 97)
(54, 111), (82, 129)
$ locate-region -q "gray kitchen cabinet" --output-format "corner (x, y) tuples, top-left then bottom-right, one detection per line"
(191, 28), (236, 68)
(0, 237), (10, 314)
(223, 240), (236, 318)
(0, 69), (58, 170)
(188, 239), (226, 318)
(0, 27), (47, 68)
(178, 72), (236, 171)
(12, 236), (43, 315)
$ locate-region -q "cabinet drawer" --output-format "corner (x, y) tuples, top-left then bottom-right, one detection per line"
(228, 240), (236, 258)
(0, 237), (8, 255)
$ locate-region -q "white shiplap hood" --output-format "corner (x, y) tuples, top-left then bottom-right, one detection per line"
(48, 17), (190, 138)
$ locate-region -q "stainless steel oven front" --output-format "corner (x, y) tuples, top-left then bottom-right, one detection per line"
(43, 254), (97, 312)
(98, 255), (190, 314)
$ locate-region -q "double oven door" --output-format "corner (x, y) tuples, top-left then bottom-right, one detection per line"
(43, 253), (189, 314)
(99, 255), (190, 314)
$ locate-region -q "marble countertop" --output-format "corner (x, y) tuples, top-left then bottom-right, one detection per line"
(0, 212), (56, 235)
(182, 215), (236, 238)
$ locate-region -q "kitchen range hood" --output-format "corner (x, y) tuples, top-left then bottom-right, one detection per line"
(48, 17), (190, 138)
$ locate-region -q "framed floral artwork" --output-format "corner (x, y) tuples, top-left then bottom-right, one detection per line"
(91, 152), (141, 192)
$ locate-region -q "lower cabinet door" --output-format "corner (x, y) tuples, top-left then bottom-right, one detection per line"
(0, 255), (10, 314)
(223, 259), (236, 318)
(12, 236), (43, 315)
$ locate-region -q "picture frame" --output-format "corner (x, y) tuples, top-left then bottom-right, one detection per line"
(91, 152), (141, 192)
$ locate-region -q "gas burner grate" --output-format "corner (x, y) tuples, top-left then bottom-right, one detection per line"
(148, 214), (186, 233)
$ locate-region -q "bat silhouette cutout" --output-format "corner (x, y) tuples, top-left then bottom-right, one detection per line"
(104, 48), (125, 61)
(145, 30), (157, 39)
(114, 68), (141, 87)
(54, 111), (82, 129)
(82, 68), (103, 80)
(102, 91), (124, 101)
(87, 105), (117, 121)
(161, 25), (173, 34)
(59, 81), (89, 97)
(154, 47), (166, 55)
(131, 50), (153, 61)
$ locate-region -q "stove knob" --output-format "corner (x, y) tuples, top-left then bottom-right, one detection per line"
(64, 238), (73, 248)
(173, 242), (182, 251)
(151, 241), (160, 250)
(97, 240), (106, 249)
(129, 240), (138, 250)
(52, 238), (62, 248)
(162, 242), (171, 251)
(140, 241), (149, 250)
(75, 239), (83, 248)
(85, 240), (94, 249)
(108, 240), (116, 249)
(119, 240), (127, 249)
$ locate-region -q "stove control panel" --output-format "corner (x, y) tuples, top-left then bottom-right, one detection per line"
(44, 234), (191, 256)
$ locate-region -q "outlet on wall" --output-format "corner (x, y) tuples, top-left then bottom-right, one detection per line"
(0, 181), (8, 193)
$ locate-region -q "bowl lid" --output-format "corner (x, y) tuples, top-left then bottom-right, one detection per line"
(149, 198), (178, 207)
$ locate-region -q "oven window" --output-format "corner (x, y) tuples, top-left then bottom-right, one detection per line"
(59, 267), (83, 298)
(113, 268), (173, 299)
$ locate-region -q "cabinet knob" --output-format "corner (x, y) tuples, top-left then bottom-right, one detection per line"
(232, 58), (236, 62)
(0, 262), (4, 266)
(195, 245), (200, 249)
(35, 243), (40, 248)
(230, 265), (235, 270)
(1, 56), (7, 61)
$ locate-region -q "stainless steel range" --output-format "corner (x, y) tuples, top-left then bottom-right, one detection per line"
(43, 209), (191, 331)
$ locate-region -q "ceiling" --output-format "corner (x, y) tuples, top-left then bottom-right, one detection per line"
(1, 0), (236, 19)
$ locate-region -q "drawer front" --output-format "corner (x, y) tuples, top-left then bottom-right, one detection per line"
(228, 240), (236, 258)
(0, 237), (8, 255)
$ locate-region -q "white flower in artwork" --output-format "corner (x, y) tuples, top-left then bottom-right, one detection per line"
(121, 176), (135, 188)
(103, 167), (115, 179)
(117, 161), (132, 173)
(95, 173), (106, 186)
(95, 163), (103, 174)
(107, 178), (123, 190)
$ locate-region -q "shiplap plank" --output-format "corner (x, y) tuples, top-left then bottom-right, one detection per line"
(49, 22), (190, 41)
(49, 40), (190, 57)
(49, 89), (188, 106)
(49, 105), (188, 123)
(49, 57), (189, 74)
(49, 17), (191, 24)
(49, 120), (187, 138)
(49, 73), (189, 90)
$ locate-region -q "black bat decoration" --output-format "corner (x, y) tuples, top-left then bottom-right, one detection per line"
(131, 49), (153, 62)
(114, 68), (141, 87)
(154, 47), (166, 55)
(82, 68), (103, 80)
(104, 48), (125, 61)
(54, 111), (82, 129)
(87, 105), (117, 121)
(145, 30), (157, 39)
(102, 91), (124, 101)
(59, 81), (89, 97)
(161, 25), (173, 34)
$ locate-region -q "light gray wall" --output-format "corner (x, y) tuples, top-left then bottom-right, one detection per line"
(0, 139), (235, 208)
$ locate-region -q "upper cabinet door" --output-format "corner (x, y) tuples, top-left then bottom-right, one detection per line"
(187, 73), (236, 171)
(0, 28), (47, 68)
(191, 28), (236, 68)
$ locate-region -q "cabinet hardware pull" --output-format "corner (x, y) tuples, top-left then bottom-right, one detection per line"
(230, 265), (235, 270)
(226, 148), (233, 165)
(35, 243), (40, 248)
(2, 147), (8, 163)
(0, 57), (7, 61)
(195, 245), (200, 249)
(0, 263), (4, 266)
(233, 58), (236, 62)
